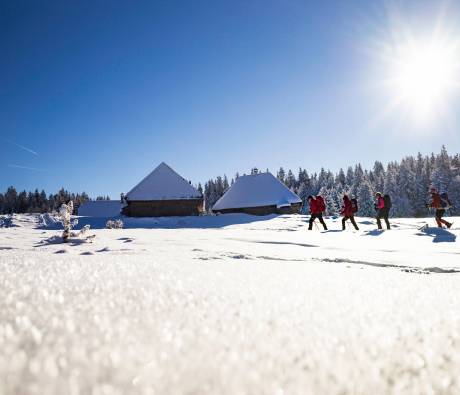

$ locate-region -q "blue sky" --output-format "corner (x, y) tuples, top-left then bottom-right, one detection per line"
(2, 0), (460, 198)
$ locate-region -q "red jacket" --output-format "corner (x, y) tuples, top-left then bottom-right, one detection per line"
(309, 199), (322, 215)
(316, 196), (326, 212)
(430, 193), (442, 209)
(342, 197), (353, 217)
(376, 196), (385, 209)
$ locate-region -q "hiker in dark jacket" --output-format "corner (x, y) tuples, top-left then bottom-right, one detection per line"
(308, 195), (328, 230)
(341, 194), (359, 230)
(375, 192), (391, 230)
(427, 187), (453, 228)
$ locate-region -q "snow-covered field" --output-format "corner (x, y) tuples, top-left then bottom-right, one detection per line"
(1, 213), (460, 395)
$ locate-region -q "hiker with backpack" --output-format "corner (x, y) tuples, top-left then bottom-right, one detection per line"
(374, 192), (391, 230)
(341, 194), (359, 230)
(307, 195), (328, 230)
(427, 187), (453, 228)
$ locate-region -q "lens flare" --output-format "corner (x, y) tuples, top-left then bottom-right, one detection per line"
(368, 5), (460, 130)
(388, 36), (460, 121)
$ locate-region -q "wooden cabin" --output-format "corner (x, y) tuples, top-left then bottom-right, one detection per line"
(122, 162), (203, 217)
(212, 172), (302, 215)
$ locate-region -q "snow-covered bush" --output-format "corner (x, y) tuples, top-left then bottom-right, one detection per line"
(59, 201), (78, 242)
(106, 219), (124, 229)
(0, 215), (13, 228)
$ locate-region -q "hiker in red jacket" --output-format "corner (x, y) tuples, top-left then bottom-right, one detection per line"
(375, 192), (391, 230)
(427, 187), (453, 228)
(308, 195), (328, 230)
(341, 194), (359, 230)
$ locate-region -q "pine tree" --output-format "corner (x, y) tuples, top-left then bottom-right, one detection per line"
(345, 166), (354, 190)
(197, 183), (203, 196)
(431, 145), (451, 192)
(285, 170), (296, 190)
(413, 153), (429, 216)
(336, 168), (346, 188)
(277, 167), (285, 184)
(357, 180), (375, 217)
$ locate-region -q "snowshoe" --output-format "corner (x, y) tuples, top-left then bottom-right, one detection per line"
(418, 223), (428, 231)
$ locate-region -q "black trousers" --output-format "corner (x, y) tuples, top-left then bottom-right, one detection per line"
(435, 209), (451, 227)
(435, 209), (445, 219)
(376, 209), (390, 229)
(342, 216), (359, 230)
(309, 213), (327, 230)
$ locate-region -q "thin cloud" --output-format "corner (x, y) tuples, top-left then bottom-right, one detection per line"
(8, 164), (48, 172)
(5, 139), (39, 156)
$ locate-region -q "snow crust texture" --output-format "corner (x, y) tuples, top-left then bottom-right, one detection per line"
(1, 214), (460, 395)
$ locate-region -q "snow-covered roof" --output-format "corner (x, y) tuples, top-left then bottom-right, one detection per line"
(77, 201), (123, 217)
(126, 162), (202, 201)
(212, 172), (301, 211)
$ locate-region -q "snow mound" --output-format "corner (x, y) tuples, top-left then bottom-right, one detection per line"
(126, 162), (202, 201)
(213, 172), (301, 211)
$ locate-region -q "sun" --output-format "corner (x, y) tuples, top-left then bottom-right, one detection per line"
(388, 37), (459, 120)
(369, 7), (460, 128)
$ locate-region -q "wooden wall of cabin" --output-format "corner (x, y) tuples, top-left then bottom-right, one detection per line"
(213, 202), (301, 216)
(122, 199), (204, 217)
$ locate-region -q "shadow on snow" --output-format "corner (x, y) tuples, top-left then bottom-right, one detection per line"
(416, 227), (456, 243)
(38, 213), (281, 231)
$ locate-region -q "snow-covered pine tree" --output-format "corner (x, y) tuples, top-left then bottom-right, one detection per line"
(351, 164), (364, 198)
(336, 168), (346, 188)
(345, 166), (354, 190)
(413, 153), (429, 216)
(383, 163), (399, 215)
(448, 154), (460, 215)
(326, 186), (342, 216)
(285, 170), (296, 191)
(277, 167), (286, 184)
(372, 161), (385, 193)
(223, 176), (229, 192)
(297, 183), (310, 214)
(431, 145), (451, 193)
(317, 168), (328, 192)
(400, 158), (416, 216)
(357, 179), (375, 217)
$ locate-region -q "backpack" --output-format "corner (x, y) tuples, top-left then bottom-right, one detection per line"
(440, 192), (451, 208)
(350, 198), (358, 214)
(383, 194), (392, 209)
(316, 196), (326, 212)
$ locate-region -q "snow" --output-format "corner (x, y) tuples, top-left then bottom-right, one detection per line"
(77, 201), (123, 217)
(213, 172), (302, 211)
(126, 162), (202, 201)
(1, 213), (460, 394)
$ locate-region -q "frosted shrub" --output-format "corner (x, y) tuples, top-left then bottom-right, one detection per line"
(106, 219), (124, 229)
(0, 215), (13, 228)
(59, 201), (78, 242)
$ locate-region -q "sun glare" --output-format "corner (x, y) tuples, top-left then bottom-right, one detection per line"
(389, 38), (459, 120)
(371, 7), (460, 129)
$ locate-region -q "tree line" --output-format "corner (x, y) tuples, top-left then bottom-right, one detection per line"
(203, 146), (460, 217)
(0, 188), (109, 215)
(2, 147), (458, 217)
